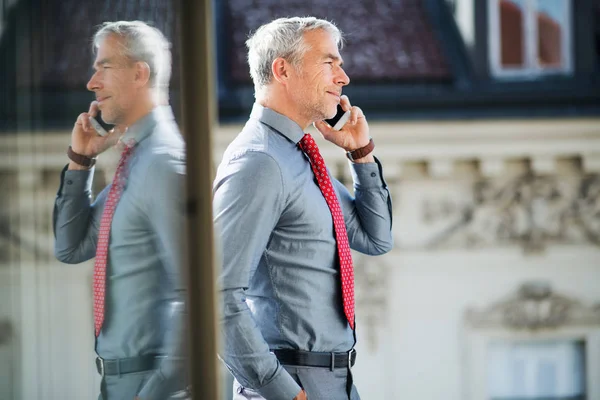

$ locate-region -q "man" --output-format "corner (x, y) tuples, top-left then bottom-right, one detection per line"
(53, 21), (188, 400)
(213, 17), (393, 400)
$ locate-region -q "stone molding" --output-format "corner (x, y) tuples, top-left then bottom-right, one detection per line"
(466, 281), (600, 330)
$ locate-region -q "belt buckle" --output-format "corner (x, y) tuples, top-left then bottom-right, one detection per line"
(348, 349), (356, 371)
(96, 357), (105, 376)
(330, 352), (335, 372)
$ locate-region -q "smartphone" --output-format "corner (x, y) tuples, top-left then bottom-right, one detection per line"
(89, 111), (114, 137)
(324, 104), (351, 131)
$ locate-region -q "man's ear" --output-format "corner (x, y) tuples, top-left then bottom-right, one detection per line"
(134, 61), (151, 88)
(271, 57), (291, 85)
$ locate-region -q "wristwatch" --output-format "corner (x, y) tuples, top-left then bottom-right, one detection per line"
(346, 138), (374, 161)
(67, 146), (97, 167)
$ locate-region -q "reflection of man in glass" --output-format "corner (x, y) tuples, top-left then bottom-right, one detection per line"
(214, 17), (393, 400)
(53, 21), (188, 400)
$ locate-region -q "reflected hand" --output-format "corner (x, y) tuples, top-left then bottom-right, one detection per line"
(293, 389), (307, 400)
(71, 101), (120, 158)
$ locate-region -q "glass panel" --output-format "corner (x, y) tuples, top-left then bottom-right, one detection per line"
(0, 1), (198, 399)
(499, 0), (526, 68)
(535, 0), (565, 68)
(488, 340), (586, 400)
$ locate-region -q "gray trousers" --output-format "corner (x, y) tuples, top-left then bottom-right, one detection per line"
(97, 370), (191, 400)
(233, 365), (360, 400)
(98, 370), (153, 400)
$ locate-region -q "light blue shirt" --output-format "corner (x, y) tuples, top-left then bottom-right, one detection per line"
(53, 106), (187, 400)
(213, 104), (393, 400)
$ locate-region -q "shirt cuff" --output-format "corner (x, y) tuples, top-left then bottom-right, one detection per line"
(350, 156), (388, 189)
(258, 366), (302, 400)
(58, 164), (95, 196)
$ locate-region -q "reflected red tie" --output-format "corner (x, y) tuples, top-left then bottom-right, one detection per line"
(298, 133), (355, 329)
(93, 143), (135, 337)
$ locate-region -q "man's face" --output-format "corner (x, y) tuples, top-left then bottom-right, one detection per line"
(287, 29), (350, 123)
(87, 34), (138, 125)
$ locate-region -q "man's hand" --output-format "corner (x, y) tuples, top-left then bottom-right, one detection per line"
(68, 101), (121, 170)
(314, 95), (370, 149)
(293, 389), (307, 400)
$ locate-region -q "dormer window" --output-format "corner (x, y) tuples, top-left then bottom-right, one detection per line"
(488, 0), (573, 78)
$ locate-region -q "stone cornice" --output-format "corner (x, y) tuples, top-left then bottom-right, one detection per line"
(2, 118), (600, 179)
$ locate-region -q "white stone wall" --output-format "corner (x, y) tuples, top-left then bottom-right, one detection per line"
(351, 246), (600, 400)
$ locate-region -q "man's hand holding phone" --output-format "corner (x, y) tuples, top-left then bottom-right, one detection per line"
(314, 95), (374, 164)
(68, 101), (120, 170)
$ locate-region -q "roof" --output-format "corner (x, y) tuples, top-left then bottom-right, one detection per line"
(1, 0), (451, 89)
(224, 0), (452, 83)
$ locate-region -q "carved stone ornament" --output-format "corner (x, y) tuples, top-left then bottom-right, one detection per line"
(423, 172), (600, 253)
(466, 281), (600, 331)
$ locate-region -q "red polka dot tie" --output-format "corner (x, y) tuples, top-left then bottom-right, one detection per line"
(299, 134), (355, 329)
(93, 143), (135, 337)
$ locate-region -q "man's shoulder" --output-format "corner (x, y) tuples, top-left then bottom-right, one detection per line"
(216, 122), (288, 186)
(134, 123), (185, 177)
(222, 119), (294, 165)
(145, 121), (185, 155)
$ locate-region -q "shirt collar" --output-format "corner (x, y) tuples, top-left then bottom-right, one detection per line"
(119, 105), (175, 146)
(249, 103), (305, 144)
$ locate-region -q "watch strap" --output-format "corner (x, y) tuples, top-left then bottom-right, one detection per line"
(67, 146), (97, 167)
(346, 138), (374, 161)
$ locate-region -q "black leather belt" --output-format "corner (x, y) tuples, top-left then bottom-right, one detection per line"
(273, 349), (357, 371)
(95, 354), (162, 376)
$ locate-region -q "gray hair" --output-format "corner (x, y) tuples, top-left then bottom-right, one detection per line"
(93, 21), (172, 100)
(246, 17), (343, 91)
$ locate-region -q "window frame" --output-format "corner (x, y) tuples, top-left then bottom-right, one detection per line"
(488, 0), (574, 79)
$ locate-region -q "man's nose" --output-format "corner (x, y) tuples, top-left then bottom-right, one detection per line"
(87, 71), (102, 92)
(337, 68), (350, 86)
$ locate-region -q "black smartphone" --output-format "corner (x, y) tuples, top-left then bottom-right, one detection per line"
(89, 111), (115, 136)
(324, 104), (351, 131)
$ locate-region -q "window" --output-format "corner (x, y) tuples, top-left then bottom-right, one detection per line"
(488, 0), (573, 78)
(488, 340), (586, 400)
(465, 282), (600, 400)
